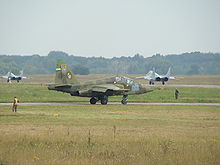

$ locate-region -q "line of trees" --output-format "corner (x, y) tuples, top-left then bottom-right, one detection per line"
(0, 51), (220, 75)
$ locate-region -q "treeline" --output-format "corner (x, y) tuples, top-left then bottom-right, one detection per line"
(0, 51), (220, 75)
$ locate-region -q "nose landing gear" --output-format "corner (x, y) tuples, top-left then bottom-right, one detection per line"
(121, 95), (128, 105)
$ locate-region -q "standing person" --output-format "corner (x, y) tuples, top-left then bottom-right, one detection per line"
(175, 89), (179, 99)
(12, 96), (19, 112)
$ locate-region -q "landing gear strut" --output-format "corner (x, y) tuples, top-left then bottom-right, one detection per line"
(149, 81), (154, 85)
(121, 95), (128, 105)
(100, 95), (108, 105)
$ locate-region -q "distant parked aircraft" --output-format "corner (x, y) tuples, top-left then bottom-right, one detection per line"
(1, 71), (27, 83)
(136, 67), (176, 85)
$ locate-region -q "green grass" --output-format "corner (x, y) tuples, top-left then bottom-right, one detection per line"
(0, 105), (220, 165)
(0, 83), (220, 103)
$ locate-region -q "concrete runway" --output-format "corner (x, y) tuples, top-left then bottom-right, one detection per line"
(153, 84), (220, 88)
(1, 102), (220, 106)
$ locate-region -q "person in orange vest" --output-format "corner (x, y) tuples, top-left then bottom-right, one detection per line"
(12, 96), (19, 112)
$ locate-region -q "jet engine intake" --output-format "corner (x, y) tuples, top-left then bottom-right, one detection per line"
(161, 77), (169, 82)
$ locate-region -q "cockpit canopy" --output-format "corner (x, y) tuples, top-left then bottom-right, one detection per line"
(114, 76), (135, 85)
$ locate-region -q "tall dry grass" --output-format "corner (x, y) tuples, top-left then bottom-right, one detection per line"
(0, 105), (219, 165)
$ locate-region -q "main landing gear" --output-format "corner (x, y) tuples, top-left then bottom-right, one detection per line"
(90, 95), (108, 105)
(149, 81), (154, 85)
(90, 95), (129, 105)
(90, 97), (97, 104)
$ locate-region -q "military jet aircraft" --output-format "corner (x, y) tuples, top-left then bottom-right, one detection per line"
(1, 70), (27, 83)
(48, 64), (153, 105)
(136, 67), (176, 85)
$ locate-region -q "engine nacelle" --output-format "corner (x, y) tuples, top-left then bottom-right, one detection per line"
(161, 77), (169, 82)
(155, 77), (161, 81)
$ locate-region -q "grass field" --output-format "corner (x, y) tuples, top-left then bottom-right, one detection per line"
(0, 83), (220, 103)
(0, 105), (220, 165)
(0, 74), (220, 164)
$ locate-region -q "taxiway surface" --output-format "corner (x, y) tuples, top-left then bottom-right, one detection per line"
(1, 102), (220, 106)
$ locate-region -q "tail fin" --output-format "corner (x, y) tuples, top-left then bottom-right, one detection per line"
(6, 72), (11, 77)
(165, 67), (171, 77)
(20, 70), (23, 76)
(152, 68), (156, 78)
(55, 64), (80, 85)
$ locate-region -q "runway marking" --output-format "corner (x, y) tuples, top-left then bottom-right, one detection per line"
(0, 102), (220, 106)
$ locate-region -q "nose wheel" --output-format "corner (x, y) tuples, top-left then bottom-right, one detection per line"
(121, 95), (128, 105)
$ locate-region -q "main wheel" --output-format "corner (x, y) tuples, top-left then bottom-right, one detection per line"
(90, 97), (97, 104)
(101, 95), (108, 105)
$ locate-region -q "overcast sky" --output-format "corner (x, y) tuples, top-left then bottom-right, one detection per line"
(0, 0), (219, 57)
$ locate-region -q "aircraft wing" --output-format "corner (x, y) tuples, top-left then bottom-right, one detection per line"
(1, 76), (8, 79)
(54, 84), (72, 88)
(143, 75), (152, 80)
(10, 73), (16, 77)
(135, 76), (145, 79)
(169, 76), (176, 80)
(136, 75), (152, 80)
(154, 72), (161, 77)
(91, 84), (129, 93)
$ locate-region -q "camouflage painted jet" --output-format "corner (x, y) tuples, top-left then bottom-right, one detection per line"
(1, 70), (27, 83)
(48, 64), (153, 105)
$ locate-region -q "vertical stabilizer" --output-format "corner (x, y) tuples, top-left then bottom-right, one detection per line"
(55, 64), (80, 85)
(165, 67), (171, 77)
(152, 68), (156, 78)
(6, 72), (11, 77)
(20, 70), (23, 76)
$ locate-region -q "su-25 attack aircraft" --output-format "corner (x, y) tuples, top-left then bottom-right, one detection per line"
(48, 64), (153, 105)
(1, 71), (27, 83)
(136, 67), (176, 85)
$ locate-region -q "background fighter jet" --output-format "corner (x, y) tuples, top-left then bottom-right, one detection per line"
(48, 64), (153, 104)
(136, 67), (176, 85)
(1, 71), (27, 83)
